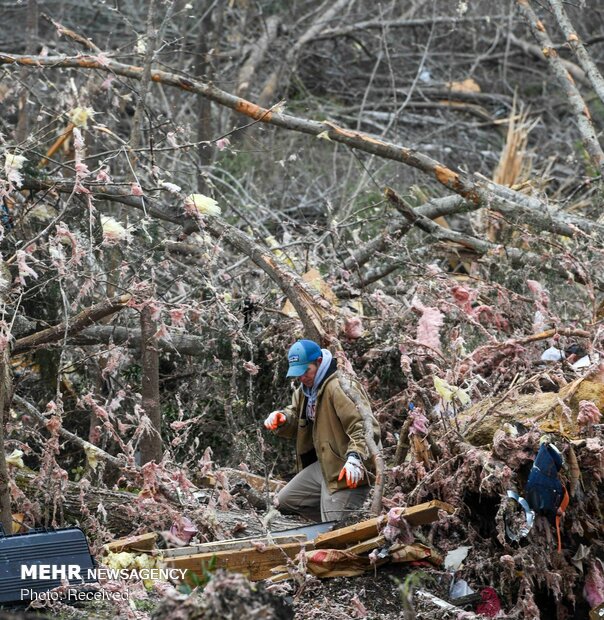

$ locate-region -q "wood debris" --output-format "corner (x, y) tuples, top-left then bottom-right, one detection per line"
(159, 500), (453, 583)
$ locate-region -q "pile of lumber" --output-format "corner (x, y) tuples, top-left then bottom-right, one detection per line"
(155, 500), (454, 582)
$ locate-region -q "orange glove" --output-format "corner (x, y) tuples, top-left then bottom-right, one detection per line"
(338, 453), (364, 488)
(264, 411), (286, 430)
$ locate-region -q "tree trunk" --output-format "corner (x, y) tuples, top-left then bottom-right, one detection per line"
(0, 260), (13, 533)
(0, 347), (13, 533)
(15, 0), (38, 144)
(139, 303), (162, 465)
(336, 371), (384, 516)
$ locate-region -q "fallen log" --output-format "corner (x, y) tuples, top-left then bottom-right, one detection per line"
(12, 471), (308, 539)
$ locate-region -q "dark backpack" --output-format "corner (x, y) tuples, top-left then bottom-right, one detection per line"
(525, 442), (564, 522)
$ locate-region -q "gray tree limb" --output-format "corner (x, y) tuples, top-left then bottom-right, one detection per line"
(547, 0), (604, 106)
(13, 295), (132, 355)
(516, 0), (604, 171)
(71, 325), (207, 356)
(3, 51), (601, 225)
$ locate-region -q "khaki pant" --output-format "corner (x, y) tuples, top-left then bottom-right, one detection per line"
(276, 461), (369, 522)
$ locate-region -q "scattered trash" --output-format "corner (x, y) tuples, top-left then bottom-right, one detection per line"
(476, 587), (502, 617)
(541, 345), (565, 361)
(503, 490), (535, 541)
(449, 578), (475, 599)
(444, 545), (471, 571)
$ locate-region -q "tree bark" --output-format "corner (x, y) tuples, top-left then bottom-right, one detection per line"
(0, 347), (13, 533)
(332, 348), (384, 516)
(130, 0), (157, 151)
(547, 0), (604, 106)
(72, 325), (207, 356)
(14, 0), (37, 144)
(195, 1), (223, 171)
(139, 303), (162, 465)
(0, 262), (13, 533)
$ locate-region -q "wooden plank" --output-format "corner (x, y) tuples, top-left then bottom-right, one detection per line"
(346, 534), (386, 555)
(104, 532), (157, 554)
(314, 517), (380, 549)
(161, 534), (307, 558)
(403, 500), (455, 526)
(161, 540), (311, 582)
(314, 500), (455, 549)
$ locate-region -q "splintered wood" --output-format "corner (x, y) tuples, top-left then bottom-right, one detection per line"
(160, 499), (454, 582)
(161, 533), (307, 558)
(104, 532), (157, 554)
(162, 541), (307, 582)
(314, 500), (454, 549)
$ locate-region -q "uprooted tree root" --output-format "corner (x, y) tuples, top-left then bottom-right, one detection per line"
(386, 422), (603, 618)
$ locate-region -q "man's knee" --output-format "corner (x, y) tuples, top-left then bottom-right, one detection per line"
(275, 482), (297, 514)
(322, 486), (369, 521)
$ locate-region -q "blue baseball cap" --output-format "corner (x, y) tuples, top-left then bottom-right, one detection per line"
(286, 340), (322, 377)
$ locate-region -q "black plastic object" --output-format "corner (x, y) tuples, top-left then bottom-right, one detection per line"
(0, 526), (96, 604)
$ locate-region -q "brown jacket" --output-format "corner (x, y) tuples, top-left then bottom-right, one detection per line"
(275, 371), (381, 493)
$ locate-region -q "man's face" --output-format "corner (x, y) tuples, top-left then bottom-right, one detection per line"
(299, 359), (321, 388)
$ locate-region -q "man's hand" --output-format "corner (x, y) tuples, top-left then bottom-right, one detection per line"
(264, 411), (286, 430)
(338, 452), (364, 488)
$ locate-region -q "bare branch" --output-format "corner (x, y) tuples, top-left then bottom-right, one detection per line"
(384, 186), (597, 287)
(507, 32), (588, 86)
(516, 0), (604, 171)
(71, 325), (208, 356)
(13, 294), (132, 355)
(547, 0), (604, 106)
(3, 50), (600, 217)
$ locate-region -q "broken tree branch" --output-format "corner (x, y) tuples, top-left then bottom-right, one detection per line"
(384, 186), (599, 288)
(547, 0), (604, 106)
(2, 50), (593, 226)
(12, 294), (132, 355)
(516, 0), (604, 172)
(71, 325), (208, 356)
(13, 394), (125, 469)
(20, 177), (330, 342)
